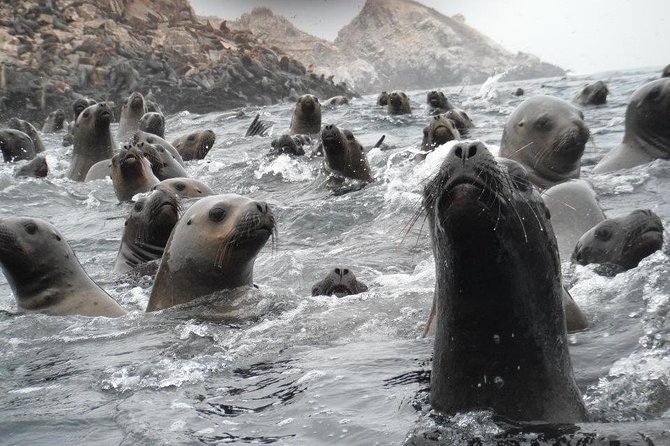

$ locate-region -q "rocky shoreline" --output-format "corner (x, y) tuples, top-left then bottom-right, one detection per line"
(0, 0), (354, 124)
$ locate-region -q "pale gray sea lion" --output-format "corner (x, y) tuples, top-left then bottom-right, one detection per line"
(42, 109), (66, 133)
(133, 130), (185, 167)
(67, 102), (116, 181)
(153, 178), (214, 198)
(324, 96), (350, 106)
(573, 80), (609, 106)
(118, 91), (147, 142)
(138, 112), (165, 138)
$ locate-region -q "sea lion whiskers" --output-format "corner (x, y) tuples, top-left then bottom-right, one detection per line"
(510, 141), (534, 155)
(213, 212), (277, 269)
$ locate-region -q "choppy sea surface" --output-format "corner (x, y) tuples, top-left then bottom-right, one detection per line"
(1, 67), (669, 445)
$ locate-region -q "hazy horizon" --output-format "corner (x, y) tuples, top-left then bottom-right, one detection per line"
(191, 0), (669, 74)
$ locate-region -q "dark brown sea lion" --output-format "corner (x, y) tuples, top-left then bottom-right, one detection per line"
(424, 140), (586, 423)
(426, 90), (452, 113)
(514, 88), (525, 96)
(153, 178), (214, 198)
(114, 188), (180, 273)
(290, 94), (321, 135)
(42, 109), (66, 133)
(0, 217), (126, 317)
(270, 134), (307, 156)
(138, 112), (165, 138)
(111, 145), (159, 202)
(118, 91), (147, 141)
(500, 96), (590, 189)
(443, 109), (475, 135)
(662, 64), (670, 78)
(0, 129), (36, 162)
(67, 102), (116, 181)
(573, 209), (664, 273)
(387, 90), (411, 115)
(8, 117), (45, 153)
(573, 80), (609, 106)
(172, 130), (216, 161)
(146, 194), (275, 311)
(594, 78), (670, 173)
(376, 91), (388, 106)
(420, 114), (460, 153)
(320, 124), (372, 182)
(311, 267), (368, 297)
(15, 155), (48, 178)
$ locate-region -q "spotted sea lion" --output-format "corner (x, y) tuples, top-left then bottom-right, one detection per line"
(0, 129), (36, 162)
(114, 188), (180, 273)
(420, 114), (460, 153)
(0, 217), (126, 317)
(67, 102), (116, 181)
(594, 78), (670, 174)
(443, 109), (475, 135)
(118, 91), (147, 141)
(311, 267), (368, 297)
(138, 112), (165, 138)
(320, 124), (372, 182)
(376, 91), (388, 106)
(146, 194), (275, 311)
(42, 109), (66, 133)
(426, 90), (452, 113)
(424, 141), (586, 422)
(172, 130), (216, 161)
(15, 155), (48, 178)
(500, 96), (590, 189)
(290, 94), (321, 135)
(574, 80), (609, 106)
(387, 90), (411, 115)
(133, 130), (185, 167)
(572, 209), (663, 273)
(8, 117), (45, 153)
(111, 145), (159, 202)
(153, 178), (214, 198)
(270, 134), (307, 156)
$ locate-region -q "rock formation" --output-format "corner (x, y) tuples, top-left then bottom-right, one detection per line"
(231, 0), (565, 93)
(0, 0), (352, 123)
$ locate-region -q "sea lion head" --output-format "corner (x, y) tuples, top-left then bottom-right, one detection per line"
(622, 78), (670, 155)
(427, 90), (448, 109)
(311, 267), (368, 297)
(153, 178), (214, 199)
(72, 98), (96, 121)
(138, 112), (165, 138)
(422, 114), (460, 151)
(387, 90), (411, 115)
(125, 188), (180, 254)
(0, 129), (35, 162)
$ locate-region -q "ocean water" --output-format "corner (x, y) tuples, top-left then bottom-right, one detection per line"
(1, 67), (669, 445)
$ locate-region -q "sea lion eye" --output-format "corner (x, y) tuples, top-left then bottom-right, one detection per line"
(187, 134), (196, 141)
(134, 201), (144, 212)
(595, 227), (612, 241)
(209, 207), (226, 222)
(24, 222), (37, 234)
(647, 87), (661, 101)
(175, 182), (186, 191)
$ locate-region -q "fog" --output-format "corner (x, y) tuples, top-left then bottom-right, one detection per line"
(191, 0), (669, 74)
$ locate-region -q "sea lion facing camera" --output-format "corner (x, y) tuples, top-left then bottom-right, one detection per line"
(114, 188), (180, 273)
(67, 102), (116, 181)
(443, 109), (475, 135)
(118, 91), (147, 141)
(500, 95), (590, 189)
(63, 98), (97, 147)
(0, 129), (36, 162)
(8, 118), (45, 153)
(573, 80), (609, 106)
(111, 145), (159, 202)
(573, 209), (664, 273)
(376, 91), (388, 106)
(424, 140), (586, 423)
(420, 114), (460, 153)
(172, 130), (216, 161)
(426, 90), (452, 113)
(311, 267), (368, 297)
(153, 178), (214, 198)
(138, 112), (165, 138)
(320, 124), (372, 182)
(146, 194), (275, 311)
(42, 109), (66, 133)
(594, 78), (670, 173)
(270, 134), (307, 156)
(290, 94), (321, 135)
(0, 217), (127, 317)
(387, 90), (411, 115)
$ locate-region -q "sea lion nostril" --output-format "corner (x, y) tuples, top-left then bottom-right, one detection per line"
(334, 268), (341, 276)
(467, 144), (477, 158)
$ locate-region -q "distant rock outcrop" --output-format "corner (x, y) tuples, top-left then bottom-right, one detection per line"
(231, 0), (565, 93)
(0, 0), (352, 123)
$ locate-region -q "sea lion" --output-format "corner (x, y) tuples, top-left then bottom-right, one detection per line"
(324, 96), (349, 106)
(594, 78), (670, 174)
(541, 180), (606, 261)
(114, 188), (180, 273)
(67, 102), (116, 181)
(136, 140), (188, 180)
(270, 134), (307, 156)
(133, 130), (185, 167)
(8, 117), (45, 153)
(0, 217), (127, 317)
(84, 159), (113, 181)
(172, 129), (216, 161)
(63, 98), (97, 147)
(15, 155), (48, 178)
(574, 80), (609, 106)
(153, 178), (214, 198)
(500, 96), (590, 189)
(426, 90), (452, 113)
(376, 91), (388, 106)
(145, 99), (161, 113)
(138, 112), (165, 138)
(311, 267), (368, 297)
(387, 90), (411, 115)
(0, 129), (36, 162)
(42, 109), (66, 133)
(118, 91), (147, 141)
(424, 141), (586, 423)
(573, 209), (664, 273)
(514, 88), (525, 96)
(146, 194), (275, 311)
(111, 145), (159, 202)
(444, 109), (475, 135)
(289, 94), (321, 135)
(420, 114), (460, 153)
(662, 64), (670, 78)
(320, 124), (372, 182)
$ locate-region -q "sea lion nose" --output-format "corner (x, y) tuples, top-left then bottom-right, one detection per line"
(255, 202), (269, 214)
(453, 142), (479, 161)
(324, 124), (334, 131)
(334, 267), (349, 278)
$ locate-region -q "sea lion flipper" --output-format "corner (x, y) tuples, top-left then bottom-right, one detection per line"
(562, 286), (589, 332)
(245, 114), (272, 137)
(373, 135), (386, 148)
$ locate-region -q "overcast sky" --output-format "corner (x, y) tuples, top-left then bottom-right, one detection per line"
(191, 0), (669, 74)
